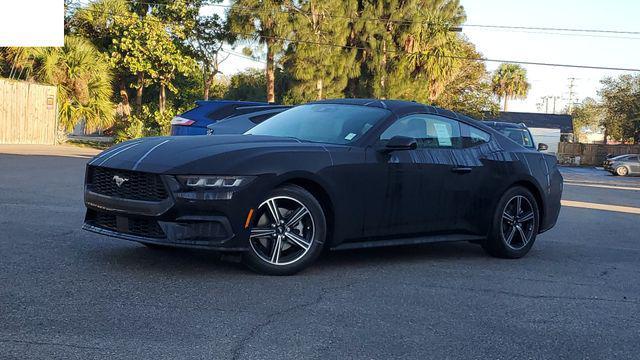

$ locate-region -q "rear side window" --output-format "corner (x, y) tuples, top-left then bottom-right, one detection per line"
(180, 104), (242, 121)
(460, 124), (491, 148)
(179, 105), (205, 118)
(499, 128), (534, 149)
(250, 112), (278, 124)
(207, 104), (242, 120)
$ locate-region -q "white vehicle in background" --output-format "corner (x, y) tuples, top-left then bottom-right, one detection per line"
(528, 128), (561, 154)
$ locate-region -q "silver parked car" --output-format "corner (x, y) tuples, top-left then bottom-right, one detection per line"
(603, 154), (640, 176)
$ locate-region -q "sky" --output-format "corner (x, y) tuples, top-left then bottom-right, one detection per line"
(209, 0), (640, 113)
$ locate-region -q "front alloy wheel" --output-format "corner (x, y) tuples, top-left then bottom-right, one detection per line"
(244, 185), (326, 275)
(616, 166), (629, 176)
(249, 196), (314, 266)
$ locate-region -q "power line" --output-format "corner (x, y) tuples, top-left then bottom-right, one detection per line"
(68, 6), (640, 72)
(463, 27), (640, 41)
(218, 31), (640, 72)
(206, 2), (640, 36)
(462, 23), (640, 36)
(75, 0), (640, 37)
(221, 49), (267, 64)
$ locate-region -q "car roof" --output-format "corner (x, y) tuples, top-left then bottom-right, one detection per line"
(235, 105), (293, 110)
(483, 121), (528, 129)
(310, 98), (479, 122)
(206, 107), (291, 128)
(194, 100), (267, 107)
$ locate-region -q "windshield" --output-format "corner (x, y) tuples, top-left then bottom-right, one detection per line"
(498, 128), (534, 148)
(246, 104), (390, 144)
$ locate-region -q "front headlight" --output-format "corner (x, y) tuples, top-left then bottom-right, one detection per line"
(177, 175), (255, 189)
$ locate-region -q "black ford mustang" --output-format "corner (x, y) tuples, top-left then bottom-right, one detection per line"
(83, 99), (562, 275)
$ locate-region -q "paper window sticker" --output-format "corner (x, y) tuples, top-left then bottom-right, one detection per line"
(345, 133), (357, 140)
(433, 123), (452, 146)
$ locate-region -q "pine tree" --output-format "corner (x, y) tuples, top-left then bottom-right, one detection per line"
(282, 0), (358, 102)
(347, 0), (466, 101)
(431, 40), (498, 118)
(228, 0), (293, 103)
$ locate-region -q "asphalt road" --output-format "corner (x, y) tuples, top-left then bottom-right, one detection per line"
(1, 147), (639, 359)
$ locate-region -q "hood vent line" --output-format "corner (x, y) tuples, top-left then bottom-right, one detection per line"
(133, 140), (172, 171)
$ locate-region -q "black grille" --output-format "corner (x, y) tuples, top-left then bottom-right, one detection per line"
(88, 166), (168, 201)
(90, 211), (165, 238)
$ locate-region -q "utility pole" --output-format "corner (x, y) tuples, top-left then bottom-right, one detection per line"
(540, 96), (561, 114)
(567, 77), (577, 114)
(541, 96), (550, 113)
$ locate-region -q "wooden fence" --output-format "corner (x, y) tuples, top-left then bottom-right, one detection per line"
(558, 142), (640, 165)
(0, 79), (58, 145)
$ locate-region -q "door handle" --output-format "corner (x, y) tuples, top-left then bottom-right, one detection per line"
(451, 167), (472, 174)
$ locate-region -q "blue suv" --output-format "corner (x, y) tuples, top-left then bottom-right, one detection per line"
(170, 100), (267, 136)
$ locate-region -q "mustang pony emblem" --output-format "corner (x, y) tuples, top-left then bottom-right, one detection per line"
(113, 175), (129, 187)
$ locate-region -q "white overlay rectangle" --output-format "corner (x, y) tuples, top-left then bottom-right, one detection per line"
(0, 0), (64, 47)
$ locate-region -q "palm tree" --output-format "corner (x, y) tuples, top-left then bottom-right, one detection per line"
(492, 63), (530, 111)
(12, 36), (114, 132)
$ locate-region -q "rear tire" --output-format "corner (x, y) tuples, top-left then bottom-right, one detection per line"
(243, 184), (326, 275)
(482, 186), (539, 259)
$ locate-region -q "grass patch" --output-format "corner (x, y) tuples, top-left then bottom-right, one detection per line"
(65, 139), (113, 150)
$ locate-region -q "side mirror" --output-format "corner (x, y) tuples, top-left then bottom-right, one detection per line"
(383, 136), (418, 152)
(537, 143), (549, 151)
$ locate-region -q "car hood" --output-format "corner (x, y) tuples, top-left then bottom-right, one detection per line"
(88, 135), (308, 174)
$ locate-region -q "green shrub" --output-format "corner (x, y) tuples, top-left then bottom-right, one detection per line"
(113, 104), (182, 143)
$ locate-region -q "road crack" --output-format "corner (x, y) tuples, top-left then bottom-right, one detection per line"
(229, 281), (356, 360)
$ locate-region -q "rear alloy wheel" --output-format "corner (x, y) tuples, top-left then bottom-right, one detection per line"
(482, 186), (539, 259)
(616, 166), (629, 176)
(243, 185), (326, 275)
(500, 195), (536, 251)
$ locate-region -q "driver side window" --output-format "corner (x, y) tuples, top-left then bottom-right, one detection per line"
(380, 114), (462, 149)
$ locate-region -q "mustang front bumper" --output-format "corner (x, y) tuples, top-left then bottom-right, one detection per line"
(82, 214), (239, 250)
(82, 169), (264, 251)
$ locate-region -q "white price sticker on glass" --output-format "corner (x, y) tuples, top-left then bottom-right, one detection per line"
(433, 123), (452, 146)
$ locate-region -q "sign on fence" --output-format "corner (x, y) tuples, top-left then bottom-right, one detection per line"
(0, 79), (58, 145)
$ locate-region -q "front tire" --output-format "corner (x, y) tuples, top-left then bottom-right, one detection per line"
(243, 185), (326, 275)
(482, 186), (539, 259)
(616, 166), (629, 176)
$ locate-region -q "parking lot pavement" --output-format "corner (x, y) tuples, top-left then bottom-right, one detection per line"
(561, 166), (640, 210)
(1, 149), (639, 360)
(561, 165), (640, 187)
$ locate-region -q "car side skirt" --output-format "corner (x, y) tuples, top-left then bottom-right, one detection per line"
(330, 234), (485, 251)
